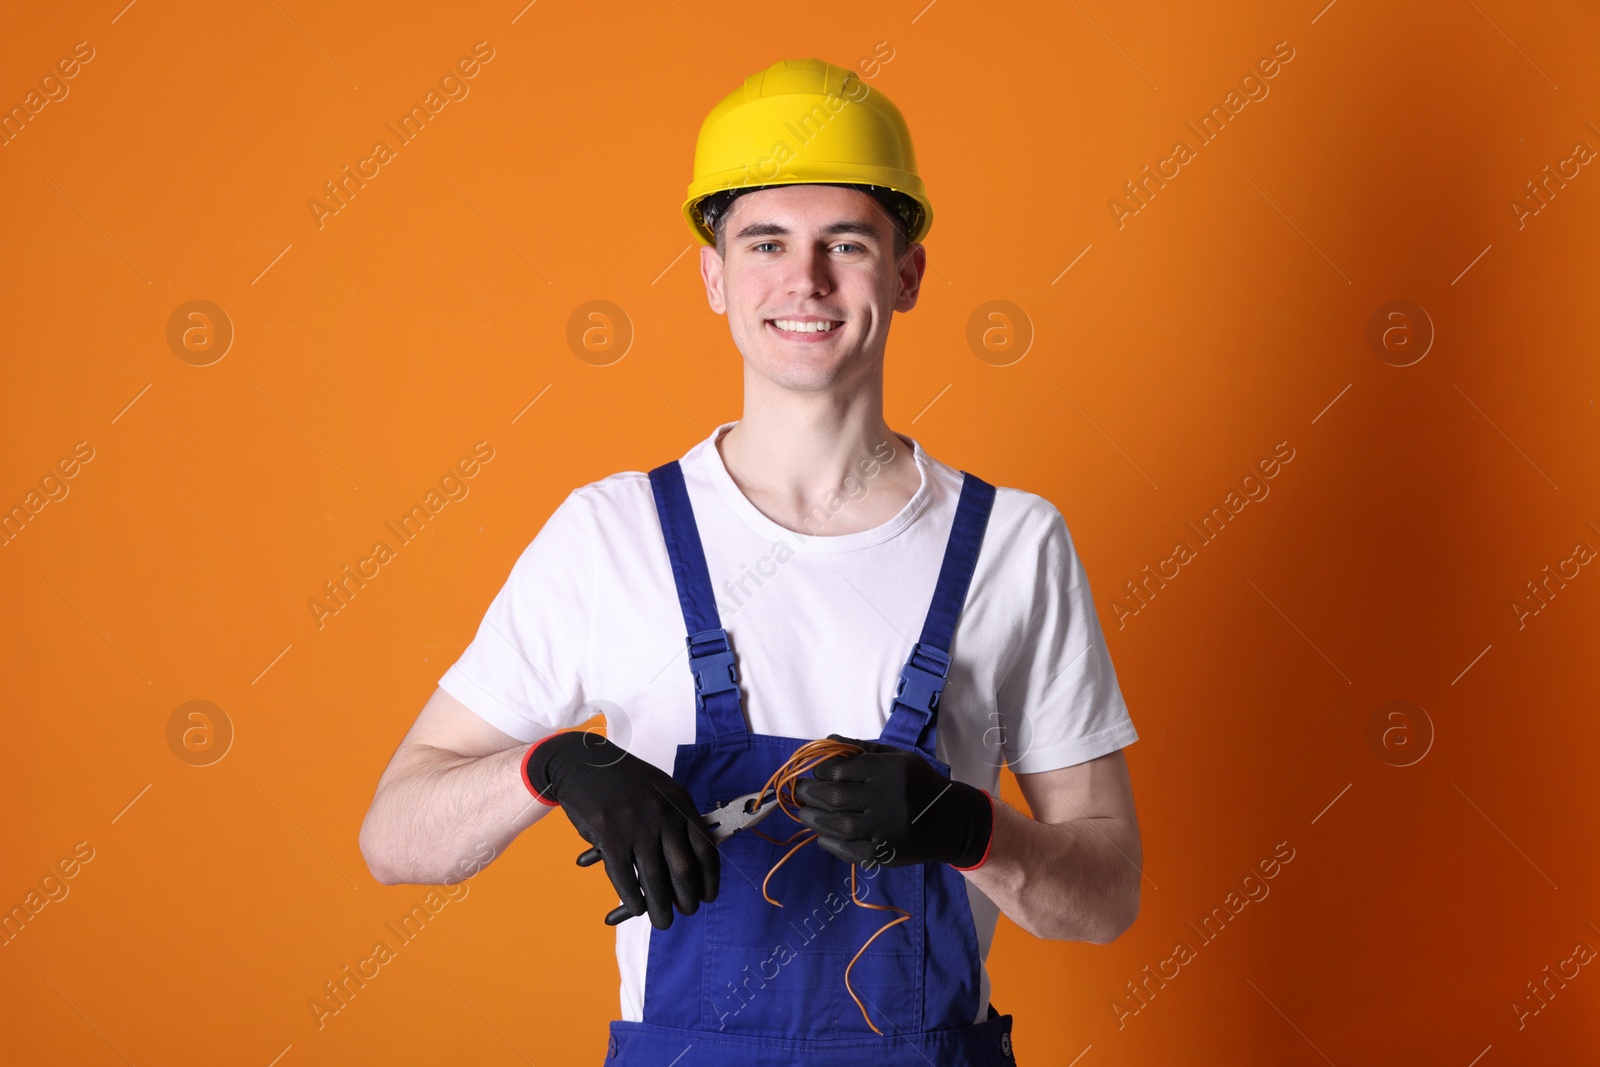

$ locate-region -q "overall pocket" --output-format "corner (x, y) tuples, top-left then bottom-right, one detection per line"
(702, 823), (926, 1038)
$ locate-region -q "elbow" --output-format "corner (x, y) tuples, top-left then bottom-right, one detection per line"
(1086, 833), (1144, 943)
(364, 859), (403, 887)
(1089, 885), (1140, 944)
(358, 813), (405, 886)
(1012, 863), (1142, 943)
(1084, 865), (1143, 944)
(1042, 878), (1140, 945)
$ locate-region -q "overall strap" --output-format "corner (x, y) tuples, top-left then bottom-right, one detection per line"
(648, 460), (748, 741)
(880, 472), (998, 759)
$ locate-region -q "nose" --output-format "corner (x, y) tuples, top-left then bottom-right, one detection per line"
(781, 240), (834, 299)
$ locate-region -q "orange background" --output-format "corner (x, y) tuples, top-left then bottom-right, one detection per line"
(3, 1), (1597, 1063)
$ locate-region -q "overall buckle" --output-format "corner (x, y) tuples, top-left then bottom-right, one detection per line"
(686, 628), (739, 699)
(894, 641), (951, 714)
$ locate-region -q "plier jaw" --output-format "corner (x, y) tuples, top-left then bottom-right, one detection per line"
(702, 790), (782, 843)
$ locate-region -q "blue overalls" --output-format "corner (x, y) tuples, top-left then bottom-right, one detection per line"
(601, 459), (1019, 1066)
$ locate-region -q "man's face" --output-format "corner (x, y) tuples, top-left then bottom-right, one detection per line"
(699, 184), (925, 393)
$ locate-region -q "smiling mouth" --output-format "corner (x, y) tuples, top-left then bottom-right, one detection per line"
(767, 319), (844, 335)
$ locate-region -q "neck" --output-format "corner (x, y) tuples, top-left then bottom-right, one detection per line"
(716, 389), (920, 537)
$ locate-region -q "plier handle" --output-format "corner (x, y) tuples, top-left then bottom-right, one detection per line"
(701, 789), (782, 843)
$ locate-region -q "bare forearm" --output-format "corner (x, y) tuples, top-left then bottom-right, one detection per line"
(961, 796), (1141, 942)
(359, 743), (550, 885)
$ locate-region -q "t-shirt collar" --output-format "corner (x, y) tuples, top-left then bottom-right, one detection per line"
(694, 420), (934, 553)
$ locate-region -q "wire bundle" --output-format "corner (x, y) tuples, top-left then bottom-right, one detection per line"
(740, 738), (911, 1036)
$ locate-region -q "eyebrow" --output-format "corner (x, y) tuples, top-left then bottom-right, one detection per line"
(732, 219), (882, 243)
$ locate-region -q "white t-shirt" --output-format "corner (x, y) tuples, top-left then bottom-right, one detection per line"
(438, 420), (1138, 1022)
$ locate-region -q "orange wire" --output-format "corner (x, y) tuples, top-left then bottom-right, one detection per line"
(844, 864), (912, 1035)
(734, 737), (911, 1036)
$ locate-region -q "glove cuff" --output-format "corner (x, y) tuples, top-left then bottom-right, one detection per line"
(521, 731), (582, 806)
(949, 788), (994, 871)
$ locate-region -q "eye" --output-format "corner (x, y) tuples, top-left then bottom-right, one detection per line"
(833, 242), (863, 254)
(753, 242), (781, 253)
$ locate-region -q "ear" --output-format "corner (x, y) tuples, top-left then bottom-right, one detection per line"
(700, 243), (727, 315)
(892, 242), (926, 313)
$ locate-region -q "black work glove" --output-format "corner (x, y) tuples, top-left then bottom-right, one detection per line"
(523, 731), (719, 929)
(791, 734), (993, 870)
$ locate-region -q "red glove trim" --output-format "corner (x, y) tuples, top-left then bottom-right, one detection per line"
(520, 733), (564, 807)
(949, 789), (994, 872)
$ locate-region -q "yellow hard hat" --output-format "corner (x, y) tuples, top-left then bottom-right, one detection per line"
(682, 58), (933, 247)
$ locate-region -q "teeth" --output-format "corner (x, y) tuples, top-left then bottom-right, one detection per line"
(771, 319), (841, 333)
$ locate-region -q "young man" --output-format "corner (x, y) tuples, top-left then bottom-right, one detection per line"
(359, 58), (1141, 1065)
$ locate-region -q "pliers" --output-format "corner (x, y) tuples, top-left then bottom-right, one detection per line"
(701, 789), (783, 843)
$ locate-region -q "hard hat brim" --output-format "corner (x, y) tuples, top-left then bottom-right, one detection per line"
(683, 171), (932, 247)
